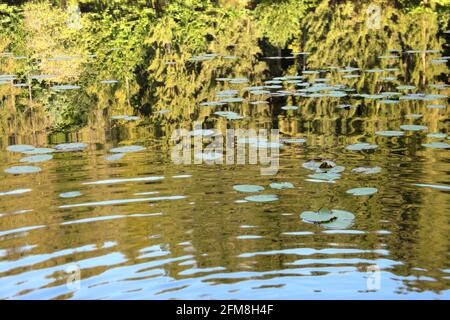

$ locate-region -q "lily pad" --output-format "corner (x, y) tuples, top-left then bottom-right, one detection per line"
(422, 142), (450, 149)
(375, 131), (404, 137)
(6, 145), (35, 153)
(346, 143), (378, 151)
(300, 208), (355, 229)
(300, 209), (334, 222)
(233, 185), (264, 193)
(396, 85), (416, 90)
(400, 125), (428, 131)
(308, 172), (341, 181)
(426, 133), (447, 139)
(346, 187), (378, 196)
(321, 219), (354, 230)
(352, 166), (382, 174)
(269, 182), (294, 190)
(303, 160), (336, 171)
(110, 145), (145, 153)
(5, 166), (42, 174)
(20, 154), (53, 163)
(22, 148), (55, 154)
(331, 209), (355, 220)
(244, 194), (279, 202)
(54, 143), (87, 151)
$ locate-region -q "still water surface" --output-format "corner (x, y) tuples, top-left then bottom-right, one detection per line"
(0, 5), (449, 299)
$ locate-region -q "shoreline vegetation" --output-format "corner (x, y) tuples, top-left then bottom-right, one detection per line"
(0, 0), (449, 134)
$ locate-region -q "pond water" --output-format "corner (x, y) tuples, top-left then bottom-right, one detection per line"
(0, 1), (449, 299)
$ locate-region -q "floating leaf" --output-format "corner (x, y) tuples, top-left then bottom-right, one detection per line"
(427, 133), (447, 139)
(300, 208), (355, 229)
(331, 209), (355, 220)
(22, 148), (55, 154)
(346, 143), (378, 151)
(346, 187), (378, 196)
(5, 166), (42, 174)
(269, 182), (294, 190)
(303, 160), (336, 171)
(233, 185), (264, 193)
(400, 125), (428, 131)
(6, 145), (35, 153)
(396, 85), (416, 90)
(20, 154), (53, 163)
(244, 194), (278, 202)
(54, 143), (87, 151)
(375, 131), (404, 137)
(321, 219), (353, 230)
(300, 210), (334, 222)
(352, 166), (381, 174)
(308, 172), (341, 181)
(422, 142), (450, 149)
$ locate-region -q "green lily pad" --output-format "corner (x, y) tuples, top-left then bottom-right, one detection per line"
(233, 185), (265, 193)
(331, 209), (355, 220)
(5, 166), (42, 174)
(427, 133), (447, 139)
(400, 125), (428, 131)
(346, 143), (378, 151)
(22, 148), (55, 154)
(6, 145), (35, 153)
(269, 182), (294, 190)
(375, 131), (404, 137)
(396, 85), (416, 90)
(55, 143), (87, 151)
(321, 219), (354, 230)
(244, 194), (278, 202)
(352, 166), (381, 174)
(308, 172), (341, 181)
(20, 154), (53, 163)
(422, 142), (450, 149)
(346, 187), (378, 196)
(303, 160), (336, 171)
(300, 209), (334, 223)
